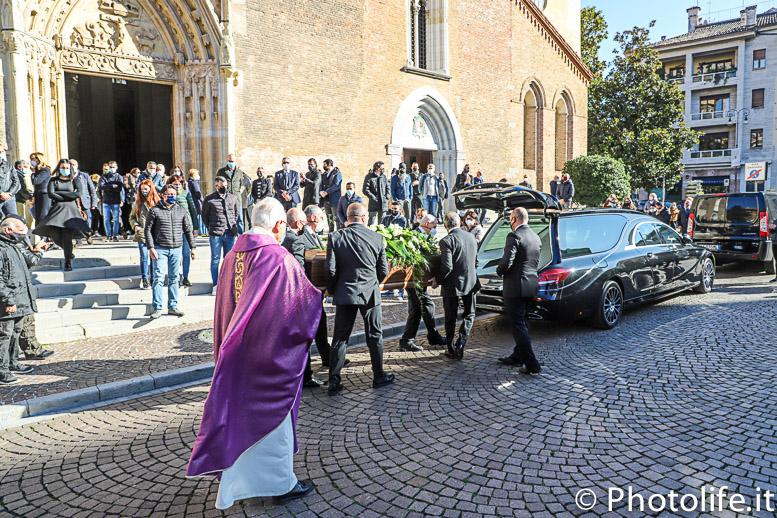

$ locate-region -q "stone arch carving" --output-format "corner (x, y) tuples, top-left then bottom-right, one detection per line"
(3, 0), (234, 184)
(519, 76), (547, 108)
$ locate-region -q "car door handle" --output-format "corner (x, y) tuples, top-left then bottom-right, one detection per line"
(646, 253), (655, 258)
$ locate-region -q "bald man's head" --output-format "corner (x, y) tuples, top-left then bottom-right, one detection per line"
(510, 207), (529, 229)
(286, 207), (306, 233)
(346, 202), (368, 225)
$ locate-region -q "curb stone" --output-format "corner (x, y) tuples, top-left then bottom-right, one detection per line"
(0, 312), (493, 424)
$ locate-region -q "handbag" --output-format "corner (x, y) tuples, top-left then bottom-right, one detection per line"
(76, 198), (88, 220)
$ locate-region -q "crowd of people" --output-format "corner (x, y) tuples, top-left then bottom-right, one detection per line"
(601, 191), (693, 234)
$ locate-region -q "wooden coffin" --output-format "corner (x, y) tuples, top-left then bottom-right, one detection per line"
(305, 249), (441, 291)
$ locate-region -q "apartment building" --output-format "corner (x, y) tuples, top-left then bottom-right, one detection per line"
(654, 5), (777, 195)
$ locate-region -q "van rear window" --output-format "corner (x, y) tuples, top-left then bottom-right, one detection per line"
(726, 196), (758, 224)
(558, 214), (627, 258)
(695, 197), (726, 223)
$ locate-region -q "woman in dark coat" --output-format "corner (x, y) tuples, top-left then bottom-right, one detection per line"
(33, 158), (92, 271)
(30, 152), (52, 223)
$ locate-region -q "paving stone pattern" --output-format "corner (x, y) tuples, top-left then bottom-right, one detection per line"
(1, 264), (776, 517)
(1, 294), (432, 405)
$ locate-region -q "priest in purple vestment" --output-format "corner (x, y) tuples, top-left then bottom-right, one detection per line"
(187, 197), (321, 508)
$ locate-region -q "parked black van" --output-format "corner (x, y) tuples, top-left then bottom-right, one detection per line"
(689, 192), (777, 273)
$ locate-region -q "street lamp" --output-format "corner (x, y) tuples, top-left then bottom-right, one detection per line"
(726, 108), (750, 127)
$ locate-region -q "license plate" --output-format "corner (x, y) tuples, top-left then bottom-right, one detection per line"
(703, 244), (720, 251)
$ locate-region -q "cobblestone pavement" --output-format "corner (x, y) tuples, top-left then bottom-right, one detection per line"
(1, 293), (437, 404)
(2, 263), (777, 517)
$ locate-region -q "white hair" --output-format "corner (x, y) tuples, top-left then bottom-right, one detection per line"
(304, 204), (325, 219)
(251, 198), (286, 231)
(419, 214), (436, 226)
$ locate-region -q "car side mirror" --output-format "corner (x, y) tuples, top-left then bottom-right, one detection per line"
(681, 234), (692, 245)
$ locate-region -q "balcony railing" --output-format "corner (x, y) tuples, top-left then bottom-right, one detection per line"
(666, 76), (685, 84)
(689, 148), (734, 159)
(692, 70), (737, 83)
(691, 111), (725, 121)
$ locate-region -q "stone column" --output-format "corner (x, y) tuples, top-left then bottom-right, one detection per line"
(2, 31), (33, 159)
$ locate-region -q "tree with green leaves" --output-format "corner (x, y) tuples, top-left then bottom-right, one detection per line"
(562, 155), (631, 206)
(581, 6), (608, 79)
(584, 19), (698, 190)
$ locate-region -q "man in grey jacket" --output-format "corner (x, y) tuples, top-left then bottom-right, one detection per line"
(216, 153), (247, 234)
(145, 185), (197, 319)
(202, 177), (240, 294)
(362, 162), (390, 226)
(0, 144), (21, 217)
(72, 159), (97, 246)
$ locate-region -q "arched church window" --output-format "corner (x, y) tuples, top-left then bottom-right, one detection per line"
(555, 94), (573, 171)
(407, 0), (448, 75)
(524, 86), (541, 171)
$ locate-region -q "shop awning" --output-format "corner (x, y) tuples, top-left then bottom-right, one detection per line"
(694, 177), (727, 186)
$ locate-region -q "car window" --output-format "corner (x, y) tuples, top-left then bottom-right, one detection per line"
(726, 196), (759, 224)
(658, 224), (682, 245)
(483, 220), (513, 252)
(558, 214), (627, 258)
(634, 223), (663, 246)
(695, 197), (726, 223)
(477, 216), (552, 276)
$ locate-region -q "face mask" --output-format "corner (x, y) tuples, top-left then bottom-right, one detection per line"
(9, 231), (27, 243)
(428, 170), (434, 175)
(346, 189), (354, 196)
(110, 167), (117, 173)
(524, 178), (529, 183)
(31, 160), (38, 168)
(60, 169), (71, 176)
(173, 185), (182, 192)
(282, 163), (290, 172)
(0, 153), (5, 162)
(465, 218), (475, 227)
(412, 167), (418, 172)
(227, 162), (235, 169)
(390, 209), (399, 216)
(429, 227), (437, 238)
(217, 186), (227, 194)
(165, 195), (177, 205)
(140, 189), (150, 196)
(323, 165), (330, 172)
(309, 165), (316, 172)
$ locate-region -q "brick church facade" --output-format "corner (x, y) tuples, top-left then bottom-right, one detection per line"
(1, 0), (590, 193)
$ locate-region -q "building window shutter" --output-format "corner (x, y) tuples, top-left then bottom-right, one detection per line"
(754, 49), (766, 69)
(752, 88), (765, 109)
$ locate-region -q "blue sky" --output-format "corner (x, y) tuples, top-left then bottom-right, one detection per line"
(590, 0), (777, 61)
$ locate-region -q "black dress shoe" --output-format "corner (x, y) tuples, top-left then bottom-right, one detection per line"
(498, 357), (522, 366)
(399, 340), (424, 352)
(373, 373), (395, 388)
(303, 376), (326, 388)
(25, 350), (54, 360)
(454, 344), (464, 361)
(9, 364), (33, 374)
(64, 261), (72, 272)
(427, 333), (447, 346)
(328, 382), (343, 395)
(519, 366), (542, 375)
(771, 277), (777, 283)
(273, 480), (314, 504)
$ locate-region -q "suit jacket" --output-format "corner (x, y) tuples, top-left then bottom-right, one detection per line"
(454, 172), (470, 192)
(281, 230), (306, 268)
(274, 169), (301, 204)
(436, 227), (481, 298)
(321, 168), (342, 206)
(216, 166), (247, 203)
(301, 167), (322, 207)
(337, 193), (363, 225)
(496, 224), (541, 299)
(362, 171), (390, 212)
(325, 223), (388, 306)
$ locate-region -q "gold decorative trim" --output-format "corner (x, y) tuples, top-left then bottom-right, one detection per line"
(234, 251), (245, 303)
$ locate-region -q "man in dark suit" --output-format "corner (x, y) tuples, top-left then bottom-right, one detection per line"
(434, 212), (480, 360)
(399, 214), (446, 352)
(216, 153), (247, 233)
(282, 207), (330, 388)
(497, 207), (542, 374)
(319, 159), (342, 229)
(362, 161), (390, 226)
(274, 157), (301, 210)
(325, 202), (394, 394)
(300, 158), (322, 208)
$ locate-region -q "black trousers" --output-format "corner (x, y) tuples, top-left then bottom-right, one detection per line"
(329, 302), (384, 386)
(50, 228), (75, 262)
(304, 305), (330, 380)
(0, 316), (24, 375)
(401, 287), (438, 341)
(121, 203), (132, 235)
(504, 297), (540, 371)
(411, 195), (423, 218)
(19, 314), (42, 357)
(443, 294), (475, 350)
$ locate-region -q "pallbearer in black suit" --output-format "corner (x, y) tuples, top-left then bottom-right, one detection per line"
(282, 207), (331, 388)
(434, 212), (480, 360)
(497, 207), (542, 374)
(325, 202), (394, 394)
